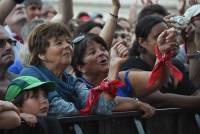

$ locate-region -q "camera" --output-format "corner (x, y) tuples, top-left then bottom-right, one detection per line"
(169, 16), (188, 29)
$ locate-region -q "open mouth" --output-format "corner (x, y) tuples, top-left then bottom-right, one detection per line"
(98, 57), (109, 65)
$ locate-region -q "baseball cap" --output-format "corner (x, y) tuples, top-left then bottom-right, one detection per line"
(184, 4), (200, 23)
(5, 76), (55, 101)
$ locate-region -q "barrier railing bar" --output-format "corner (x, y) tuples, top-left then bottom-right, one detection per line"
(49, 108), (200, 123)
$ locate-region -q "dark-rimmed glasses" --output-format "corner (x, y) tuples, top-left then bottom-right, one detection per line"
(0, 39), (16, 49)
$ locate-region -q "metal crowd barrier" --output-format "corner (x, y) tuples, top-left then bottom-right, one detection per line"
(1, 108), (200, 134)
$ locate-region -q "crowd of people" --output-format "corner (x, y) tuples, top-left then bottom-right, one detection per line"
(0, 0), (200, 132)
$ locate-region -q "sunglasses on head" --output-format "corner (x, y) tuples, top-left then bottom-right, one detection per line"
(71, 34), (85, 47)
(0, 39), (16, 49)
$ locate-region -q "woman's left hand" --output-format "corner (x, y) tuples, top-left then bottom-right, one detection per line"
(110, 41), (129, 66)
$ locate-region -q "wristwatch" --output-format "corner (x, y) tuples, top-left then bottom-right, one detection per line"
(13, 0), (24, 4)
(187, 51), (200, 60)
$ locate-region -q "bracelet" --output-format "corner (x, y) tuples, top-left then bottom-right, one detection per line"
(135, 98), (140, 105)
(109, 13), (118, 19)
(13, 0), (24, 4)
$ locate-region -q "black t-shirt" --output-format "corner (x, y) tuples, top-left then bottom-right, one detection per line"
(120, 56), (198, 95)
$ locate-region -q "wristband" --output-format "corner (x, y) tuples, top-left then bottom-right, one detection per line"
(109, 13), (118, 19)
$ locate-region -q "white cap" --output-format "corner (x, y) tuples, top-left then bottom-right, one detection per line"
(184, 4), (200, 23)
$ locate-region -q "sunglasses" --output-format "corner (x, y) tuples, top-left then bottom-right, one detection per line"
(0, 39), (16, 49)
(71, 35), (85, 47)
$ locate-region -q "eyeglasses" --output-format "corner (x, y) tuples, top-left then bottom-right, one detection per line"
(0, 39), (16, 49)
(71, 35), (85, 47)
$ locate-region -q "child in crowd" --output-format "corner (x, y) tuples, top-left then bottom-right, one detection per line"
(5, 76), (55, 127)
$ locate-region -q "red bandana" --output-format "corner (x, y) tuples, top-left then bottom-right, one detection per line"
(80, 79), (124, 115)
(147, 46), (183, 88)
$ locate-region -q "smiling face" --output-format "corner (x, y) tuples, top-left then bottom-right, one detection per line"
(0, 27), (15, 68)
(78, 40), (109, 76)
(40, 36), (73, 69)
(20, 88), (49, 116)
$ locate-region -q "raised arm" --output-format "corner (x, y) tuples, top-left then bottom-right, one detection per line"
(109, 43), (155, 118)
(118, 28), (178, 97)
(185, 22), (200, 88)
(108, 41), (129, 80)
(128, 0), (137, 28)
(59, 0), (73, 24)
(99, 0), (120, 48)
(177, 0), (186, 15)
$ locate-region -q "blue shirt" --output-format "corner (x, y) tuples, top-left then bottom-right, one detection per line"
(20, 66), (115, 114)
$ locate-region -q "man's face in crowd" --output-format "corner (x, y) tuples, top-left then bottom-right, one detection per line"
(0, 26), (15, 68)
(26, 4), (42, 21)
